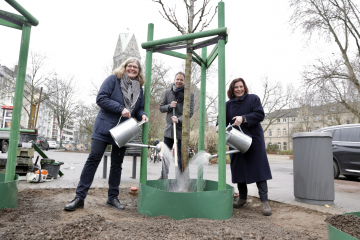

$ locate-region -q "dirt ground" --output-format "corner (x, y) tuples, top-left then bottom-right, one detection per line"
(0, 188), (337, 240)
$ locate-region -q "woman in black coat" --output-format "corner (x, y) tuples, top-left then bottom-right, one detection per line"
(216, 78), (272, 216)
(64, 58), (148, 212)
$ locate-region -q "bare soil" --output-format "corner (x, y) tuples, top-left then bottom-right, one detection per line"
(0, 188), (337, 240)
(325, 214), (360, 239)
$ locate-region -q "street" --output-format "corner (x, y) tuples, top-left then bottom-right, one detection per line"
(3, 150), (359, 214)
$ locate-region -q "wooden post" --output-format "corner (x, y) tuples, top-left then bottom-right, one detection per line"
(140, 23), (154, 185)
(217, 1), (226, 191)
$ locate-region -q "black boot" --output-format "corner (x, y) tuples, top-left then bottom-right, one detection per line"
(64, 198), (84, 211)
(106, 198), (125, 210)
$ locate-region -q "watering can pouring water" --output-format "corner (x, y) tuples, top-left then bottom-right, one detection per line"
(206, 124), (252, 160)
(109, 117), (162, 152)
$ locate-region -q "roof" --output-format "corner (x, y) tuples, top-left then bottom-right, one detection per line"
(265, 104), (353, 119)
(119, 33), (134, 52)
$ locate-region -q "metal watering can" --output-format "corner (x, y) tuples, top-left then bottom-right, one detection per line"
(109, 117), (162, 152)
(204, 125), (252, 160)
(225, 125), (252, 153)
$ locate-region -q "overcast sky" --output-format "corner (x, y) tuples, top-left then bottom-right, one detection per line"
(1, 0), (324, 104)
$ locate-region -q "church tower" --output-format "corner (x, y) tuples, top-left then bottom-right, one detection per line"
(113, 32), (141, 69)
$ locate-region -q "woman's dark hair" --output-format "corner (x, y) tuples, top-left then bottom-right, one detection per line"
(227, 78), (248, 99)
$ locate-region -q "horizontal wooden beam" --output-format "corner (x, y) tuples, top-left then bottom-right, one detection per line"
(5, 0), (39, 26)
(0, 18), (22, 30)
(142, 27), (229, 49)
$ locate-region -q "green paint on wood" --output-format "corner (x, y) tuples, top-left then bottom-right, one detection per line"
(5, 0), (39, 26)
(5, 25), (31, 182)
(0, 17), (22, 30)
(217, 1), (226, 191)
(142, 27), (229, 49)
(140, 23), (154, 185)
(197, 47), (207, 192)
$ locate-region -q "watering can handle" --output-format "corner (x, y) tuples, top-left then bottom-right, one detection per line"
(116, 116), (122, 125)
(229, 124), (244, 133)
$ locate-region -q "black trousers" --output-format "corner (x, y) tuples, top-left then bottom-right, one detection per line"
(161, 137), (182, 179)
(237, 180), (268, 202)
(75, 139), (126, 201)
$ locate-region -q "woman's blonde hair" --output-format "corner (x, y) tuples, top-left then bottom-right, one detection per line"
(113, 57), (145, 87)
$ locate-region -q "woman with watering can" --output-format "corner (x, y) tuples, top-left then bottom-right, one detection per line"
(64, 58), (148, 211)
(216, 78), (272, 216)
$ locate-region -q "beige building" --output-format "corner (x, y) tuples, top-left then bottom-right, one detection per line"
(261, 105), (359, 151)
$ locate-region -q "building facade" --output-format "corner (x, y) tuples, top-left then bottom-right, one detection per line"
(261, 105), (359, 151)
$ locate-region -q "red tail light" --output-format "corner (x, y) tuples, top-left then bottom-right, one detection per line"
(37, 140), (40, 143)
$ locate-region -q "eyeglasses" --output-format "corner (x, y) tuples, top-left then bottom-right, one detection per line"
(126, 65), (138, 70)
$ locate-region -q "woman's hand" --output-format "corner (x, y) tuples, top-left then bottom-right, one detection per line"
(216, 125), (219, 133)
(142, 115), (149, 123)
(122, 108), (131, 118)
(232, 116), (243, 126)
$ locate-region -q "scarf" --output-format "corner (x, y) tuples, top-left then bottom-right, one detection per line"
(120, 73), (141, 114)
(172, 84), (185, 102)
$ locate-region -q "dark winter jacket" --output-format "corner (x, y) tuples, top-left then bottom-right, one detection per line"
(223, 94), (272, 184)
(92, 74), (146, 145)
(159, 84), (194, 140)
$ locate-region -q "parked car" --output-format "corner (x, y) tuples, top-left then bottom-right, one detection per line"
(313, 124), (360, 180)
(56, 141), (60, 149)
(36, 136), (49, 151)
(48, 141), (57, 149)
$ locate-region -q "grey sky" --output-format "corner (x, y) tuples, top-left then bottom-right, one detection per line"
(1, 0), (320, 103)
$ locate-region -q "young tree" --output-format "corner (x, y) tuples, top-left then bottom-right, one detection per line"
(153, 0), (218, 171)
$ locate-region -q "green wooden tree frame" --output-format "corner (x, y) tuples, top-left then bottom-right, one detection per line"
(0, 0), (38, 209)
(140, 1), (228, 191)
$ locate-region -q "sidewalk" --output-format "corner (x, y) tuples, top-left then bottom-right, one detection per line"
(14, 151), (360, 215)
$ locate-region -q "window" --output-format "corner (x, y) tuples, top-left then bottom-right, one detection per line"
(338, 127), (360, 142)
(283, 142), (287, 150)
(315, 116), (319, 121)
(303, 115), (308, 121)
(277, 129), (281, 137)
(283, 118), (286, 123)
(316, 127), (319, 130)
(268, 129), (272, 137)
(307, 129), (311, 132)
(346, 120), (350, 124)
(283, 128), (287, 136)
(328, 116), (332, 121)
(277, 142), (281, 150)
(277, 119), (280, 123)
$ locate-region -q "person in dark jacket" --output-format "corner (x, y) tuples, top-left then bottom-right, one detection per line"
(159, 72), (194, 178)
(216, 78), (272, 216)
(64, 58), (148, 211)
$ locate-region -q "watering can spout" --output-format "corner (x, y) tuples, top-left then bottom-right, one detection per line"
(124, 142), (163, 152)
(209, 149), (240, 160)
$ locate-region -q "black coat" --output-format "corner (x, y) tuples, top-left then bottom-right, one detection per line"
(225, 94), (272, 184)
(92, 75), (146, 145)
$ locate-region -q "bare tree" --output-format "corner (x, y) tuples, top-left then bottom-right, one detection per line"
(256, 76), (295, 132)
(153, 0), (218, 171)
(49, 75), (79, 148)
(76, 101), (99, 143)
(290, 0), (360, 120)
